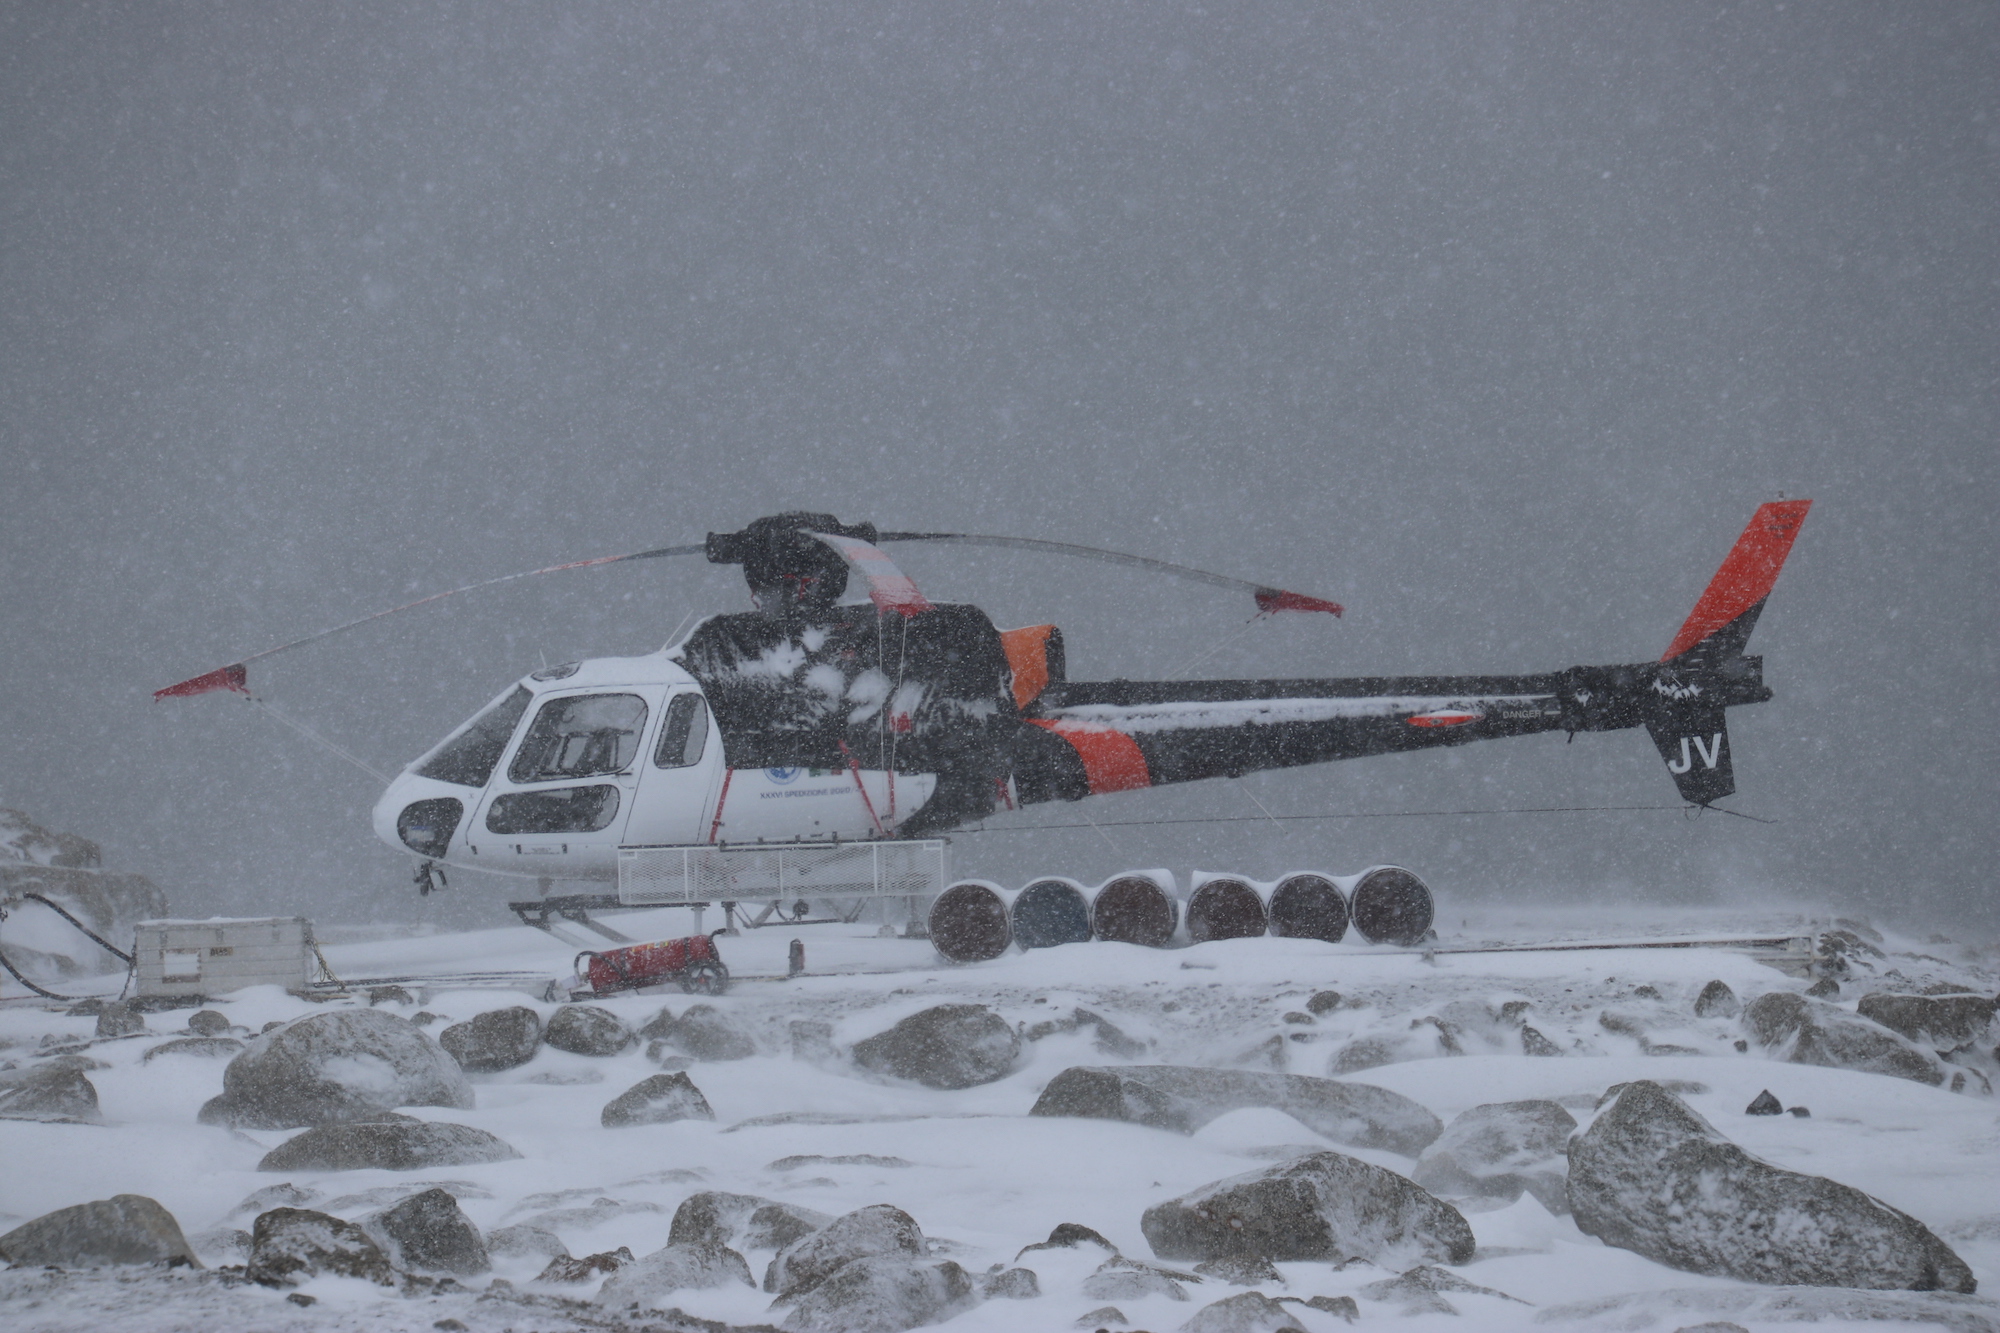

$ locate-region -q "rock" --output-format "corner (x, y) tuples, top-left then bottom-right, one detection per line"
(95, 1003), (146, 1039)
(246, 1207), (394, 1286)
(187, 1225), (252, 1265)
(0, 1194), (197, 1267)
(227, 1182), (319, 1220)
(654, 1003), (756, 1061)
(851, 1004), (1020, 1089)
(1083, 1260), (1190, 1302)
(979, 1265), (1040, 1298)
(1746, 1090), (1783, 1115)
(1857, 993), (1999, 1048)
(765, 1203), (924, 1297)
(362, 1188), (488, 1276)
(198, 1008), (474, 1129)
(748, 1201), (836, 1251)
(1282, 1012), (1313, 1025)
(1806, 977), (1841, 999)
(1195, 1253), (1285, 1286)
(1567, 1080), (1974, 1291)
(778, 1255), (976, 1333)
(323, 1180), (491, 1212)
(1142, 1151), (1474, 1267)
(142, 1036), (244, 1062)
(1024, 1008), (1148, 1058)
(1789, 1105), (1813, 1118)
(1305, 991), (1342, 1016)
(1519, 1025), (1564, 1056)
(0, 1062), (99, 1122)
(669, 1191), (769, 1247)
(368, 985), (417, 1007)
(487, 1224), (568, 1262)
(510, 1197), (663, 1233)
(410, 1011), (440, 1027)
(1031, 1065), (1442, 1157)
(1674, 1324), (1750, 1333)
(602, 1071), (714, 1127)
(187, 1010), (232, 1037)
(1077, 1308), (1128, 1329)
(1357, 1264), (1527, 1314)
(539, 1247), (635, 1282)
(1298, 1294), (1359, 1321)
(1179, 1291), (1307, 1332)
(1411, 1100), (1577, 1213)
(638, 1005), (678, 1040)
(258, 1121), (521, 1172)
(595, 1240), (754, 1307)
(1742, 993), (1944, 1085)
(543, 1005), (635, 1056)
(1017, 1221), (1119, 1260)
(438, 1007), (543, 1072)
(769, 1154), (911, 1172)
(0, 807), (102, 866)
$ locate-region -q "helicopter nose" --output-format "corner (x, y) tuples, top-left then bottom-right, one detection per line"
(372, 775), (464, 859)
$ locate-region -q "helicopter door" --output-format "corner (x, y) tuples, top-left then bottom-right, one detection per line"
(473, 689), (655, 862)
(622, 691), (724, 847)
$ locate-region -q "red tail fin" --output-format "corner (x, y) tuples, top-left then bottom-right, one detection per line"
(1662, 500), (1811, 661)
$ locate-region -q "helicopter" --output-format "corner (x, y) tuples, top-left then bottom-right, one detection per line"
(156, 502), (1811, 895)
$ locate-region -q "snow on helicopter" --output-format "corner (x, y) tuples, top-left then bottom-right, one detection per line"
(156, 502), (1811, 920)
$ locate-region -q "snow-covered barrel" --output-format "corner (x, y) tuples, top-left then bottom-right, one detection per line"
(928, 881), (1013, 962)
(1268, 872), (1349, 943)
(1349, 866), (1433, 946)
(1184, 875), (1268, 943)
(1010, 877), (1092, 949)
(1090, 872), (1179, 948)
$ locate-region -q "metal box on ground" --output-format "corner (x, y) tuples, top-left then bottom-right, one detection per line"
(133, 917), (315, 998)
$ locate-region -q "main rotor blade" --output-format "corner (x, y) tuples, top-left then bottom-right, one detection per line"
(877, 532), (1343, 618)
(154, 542), (706, 700)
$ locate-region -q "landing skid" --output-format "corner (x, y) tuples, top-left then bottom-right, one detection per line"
(509, 895), (638, 947)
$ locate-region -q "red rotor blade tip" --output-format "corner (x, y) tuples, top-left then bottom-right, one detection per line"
(154, 663), (249, 701)
(1254, 588), (1344, 617)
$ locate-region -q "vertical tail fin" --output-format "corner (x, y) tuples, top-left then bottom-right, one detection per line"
(1661, 500), (1811, 662)
(1647, 710), (1735, 805)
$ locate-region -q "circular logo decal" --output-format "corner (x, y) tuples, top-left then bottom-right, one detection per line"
(765, 767), (802, 785)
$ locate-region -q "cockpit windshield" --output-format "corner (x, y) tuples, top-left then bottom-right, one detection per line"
(413, 685), (532, 787)
(509, 693), (649, 783)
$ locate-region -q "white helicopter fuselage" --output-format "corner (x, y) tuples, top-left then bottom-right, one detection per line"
(371, 652), (936, 881)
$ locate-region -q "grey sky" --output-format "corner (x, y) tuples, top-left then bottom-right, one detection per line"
(3, 4), (1993, 932)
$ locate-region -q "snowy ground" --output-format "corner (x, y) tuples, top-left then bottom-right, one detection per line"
(2, 903), (1997, 1332)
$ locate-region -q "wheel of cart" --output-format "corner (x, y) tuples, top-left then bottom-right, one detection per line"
(679, 957), (729, 996)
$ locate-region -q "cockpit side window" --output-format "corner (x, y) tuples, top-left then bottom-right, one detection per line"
(653, 694), (709, 769)
(508, 693), (649, 783)
(413, 685), (533, 787)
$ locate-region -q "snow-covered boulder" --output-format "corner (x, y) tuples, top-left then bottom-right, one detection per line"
(852, 1004), (1020, 1089)
(1357, 1264), (1527, 1315)
(543, 1004), (635, 1056)
(979, 1265), (1040, 1298)
(1694, 980), (1740, 1018)
(361, 1187), (488, 1276)
(142, 1036), (244, 1062)
(1195, 1253), (1284, 1286)
(1567, 1080), (1973, 1291)
(778, 1254), (978, 1332)
(1031, 1065), (1441, 1157)
(487, 1224), (567, 1263)
(0, 811), (168, 980)
(595, 1239), (755, 1308)
(1743, 993), (1945, 1085)
(1081, 1258), (1192, 1302)
(246, 1207), (394, 1286)
(602, 1071), (715, 1127)
(1411, 1099), (1577, 1212)
(1857, 993), (1998, 1049)
(257, 1120), (521, 1172)
(765, 1203), (925, 1297)
(1141, 1151), (1474, 1266)
(0, 1062), (100, 1122)
(198, 1008), (473, 1128)
(650, 1003), (757, 1062)
(438, 1006), (543, 1071)
(669, 1190), (830, 1251)
(1180, 1291), (1307, 1332)
(0, 1194), (197, 1268)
